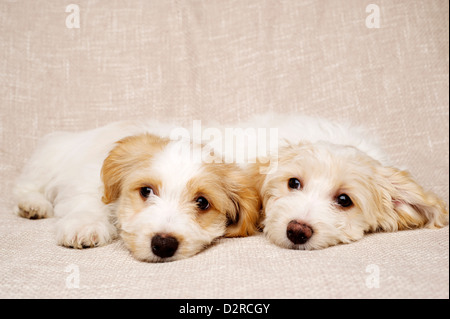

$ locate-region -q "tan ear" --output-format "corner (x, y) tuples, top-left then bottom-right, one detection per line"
(375, 166), (448, 231)
(101, 134), (168, 204)
(223, 168), (262, 237)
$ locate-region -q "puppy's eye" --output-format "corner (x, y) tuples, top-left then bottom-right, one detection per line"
(336, 194), (353, 208)
(288, 178), (302, 190)
(195, 196), (210, 211)
(139, 187), (154, 199)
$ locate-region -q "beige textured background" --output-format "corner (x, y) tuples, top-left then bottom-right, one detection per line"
(0, 0), (448, 299)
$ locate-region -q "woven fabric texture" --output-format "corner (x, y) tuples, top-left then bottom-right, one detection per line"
(0, 0), (448, 298)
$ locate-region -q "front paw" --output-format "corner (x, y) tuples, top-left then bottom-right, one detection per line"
(55, 218), (117, 249)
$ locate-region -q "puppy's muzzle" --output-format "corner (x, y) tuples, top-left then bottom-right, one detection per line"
(286, 220), (313, 245)
(151, 234), (179, 258)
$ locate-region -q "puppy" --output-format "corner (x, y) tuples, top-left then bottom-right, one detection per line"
(225, 113), (448, 250)
(14, 122), (260, 262)
(258, 141), (448, 250)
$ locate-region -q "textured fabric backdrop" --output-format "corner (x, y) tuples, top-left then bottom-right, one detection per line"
(0, 0), (448, 299)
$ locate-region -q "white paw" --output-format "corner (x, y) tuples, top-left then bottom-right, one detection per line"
(55, 217), (117, 249)
(15, 194), (54, 219)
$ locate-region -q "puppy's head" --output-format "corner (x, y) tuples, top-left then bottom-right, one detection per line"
(259, 142), (448, 250)
(101, 134), (260, 262)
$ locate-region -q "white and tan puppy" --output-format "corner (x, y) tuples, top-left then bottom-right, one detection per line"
(14, 121), (260, 262)
(217, 113), (448, 250)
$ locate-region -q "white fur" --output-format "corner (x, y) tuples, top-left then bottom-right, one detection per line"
(14, 113), (446, 256)
(14, 118), (261, 262)
(225, 113), (447, 250)
(14, 121), (166, 246)
(115, 142), (226, 262)
(13, 121), (217, 259)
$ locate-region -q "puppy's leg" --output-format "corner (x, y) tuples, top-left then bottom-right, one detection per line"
(14, 178), (54, 219)
(14, 132), (71, 219)
(14, 190), (54, 219)
(54, 196), (117, 249)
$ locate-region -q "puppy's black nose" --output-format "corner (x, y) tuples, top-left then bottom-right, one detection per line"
(286, 220), (313, 244)
(151, 234), (179, 258)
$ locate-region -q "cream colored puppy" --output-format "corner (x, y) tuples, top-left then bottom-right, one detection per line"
(258, 141), (448, 250)
(217, 113), (448, 250)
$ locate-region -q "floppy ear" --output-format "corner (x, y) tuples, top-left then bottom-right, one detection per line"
(374, 166), (448, 231)
(223, 168), (262, 237)
(101, 134), (168, 204)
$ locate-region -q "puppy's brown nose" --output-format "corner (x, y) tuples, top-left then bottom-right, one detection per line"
(286, 220), (313, 244)
(151, 234), (179, 258)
